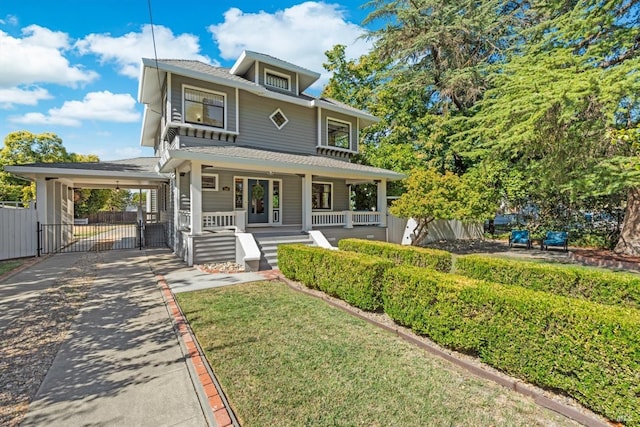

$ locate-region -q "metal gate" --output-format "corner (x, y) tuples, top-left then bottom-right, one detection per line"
(36, 221), (167, 255)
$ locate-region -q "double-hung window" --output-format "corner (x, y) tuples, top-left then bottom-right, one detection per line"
(327, 118), (351, 150)
(312, 183), (332, 210)
(184, 87), (225, 128)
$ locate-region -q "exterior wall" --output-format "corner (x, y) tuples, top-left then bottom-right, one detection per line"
(235, 91), (317, 154)
(319, 226), (386, 246)
(170, 74), (238, 133)
(179, 171), (191, 210)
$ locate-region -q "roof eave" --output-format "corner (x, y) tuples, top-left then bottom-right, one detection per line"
(160, 150), (405, 181)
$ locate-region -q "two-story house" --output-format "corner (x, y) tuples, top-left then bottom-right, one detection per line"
(5, 50), (404, 269)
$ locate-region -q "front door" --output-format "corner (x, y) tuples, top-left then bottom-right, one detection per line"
(248, 179), (269, 223)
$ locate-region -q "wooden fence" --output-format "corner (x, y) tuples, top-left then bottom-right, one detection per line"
(387, 215), (484, 245)
(0, 204), (37, 260)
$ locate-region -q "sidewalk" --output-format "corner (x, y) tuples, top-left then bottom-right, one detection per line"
(18, 249), (210, 426)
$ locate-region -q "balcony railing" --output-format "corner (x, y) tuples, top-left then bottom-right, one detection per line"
(312, 211), (381, 228)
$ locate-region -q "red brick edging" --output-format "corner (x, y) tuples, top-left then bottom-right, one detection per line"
(569, 251), (640, 272)
(156, 275), (236, 427)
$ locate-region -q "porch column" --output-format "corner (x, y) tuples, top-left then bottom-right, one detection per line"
(35, 177), (48, 224)
(302, 173), (313, 231)
(173, 172), (181, 235)
(377, 179), (387, 227)
(190, 161), (202, 234)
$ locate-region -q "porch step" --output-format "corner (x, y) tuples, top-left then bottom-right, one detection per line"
(254, 233), (314, 270)
(192, 232), (236, 265)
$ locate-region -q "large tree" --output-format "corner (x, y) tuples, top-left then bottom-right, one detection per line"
(455, 0), (640, 253)
(0, 131), (71, 202)
(0, 131), (127, 218)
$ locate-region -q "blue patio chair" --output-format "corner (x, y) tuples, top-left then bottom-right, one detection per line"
(509, 229), (531, 249)
(541, 231), (568, 252)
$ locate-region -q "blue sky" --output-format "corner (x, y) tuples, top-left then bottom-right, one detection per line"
(0, 0), (376, 160)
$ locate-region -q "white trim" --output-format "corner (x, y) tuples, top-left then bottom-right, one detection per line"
(311, 181), (333, 211)
(201, 172), (219, 191)
(356, 117), (360, 153)
(317, 107), (322, 147)
(269, 108), (289, 130)
(254, 60), (260, 84)
(167, 72), (172, 122)
(235, 87), (239, 133)
(326, 116), (353, 151)
(182, 84), (227, 130)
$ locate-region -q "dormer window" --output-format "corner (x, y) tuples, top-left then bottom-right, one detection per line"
(327, 118), (351, 150)
(265, 69), (291, 91)
(184, 87), (225, 128)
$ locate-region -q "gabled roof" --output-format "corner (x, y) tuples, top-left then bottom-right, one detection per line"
(230, 50), (321, 92)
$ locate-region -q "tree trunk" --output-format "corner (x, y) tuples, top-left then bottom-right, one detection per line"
(614, 188), (640, 256)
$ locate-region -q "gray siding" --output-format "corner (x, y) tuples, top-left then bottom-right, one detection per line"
(170, 74), (238, 132)
(202, 170), (234, 212)
(320, 109), (358, 152)
(236, 91), (316, 155)
(282, 175), (301, 225)
(179, 172), (190, 210)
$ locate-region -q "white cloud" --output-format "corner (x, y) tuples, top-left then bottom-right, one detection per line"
(76, 25), (213, 78)
(0, 87), (52, 109)
(0, 15), (18, 26)
(208, 2), (372, 89)
(10, 91), (140, 126)
(0, 25), (98, 88)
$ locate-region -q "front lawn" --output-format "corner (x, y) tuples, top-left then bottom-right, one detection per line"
(177, 281), (577, 426)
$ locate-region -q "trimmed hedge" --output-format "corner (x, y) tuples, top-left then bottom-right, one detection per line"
(338, 238), (452, 272)
(455, 254), (640, 310)
(382, 265), (640, 425)
(278, 244), (393, 311)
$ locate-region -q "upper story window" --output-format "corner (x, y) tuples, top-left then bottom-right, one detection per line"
(184, 87), (225, 128)
(327, 118), (351, 150)
(265, 69), (291, 91)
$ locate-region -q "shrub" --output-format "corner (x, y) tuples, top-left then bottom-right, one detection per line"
(338, 238), (452, 272)
(454, 255), (640, 309)
(278, 244), (393, 311)
(383, 266), (640, 424)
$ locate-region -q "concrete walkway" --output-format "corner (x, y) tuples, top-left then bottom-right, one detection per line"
(18, 249), (210, 427)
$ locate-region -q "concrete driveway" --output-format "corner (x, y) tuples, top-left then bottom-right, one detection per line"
(2, 249), (211, 426)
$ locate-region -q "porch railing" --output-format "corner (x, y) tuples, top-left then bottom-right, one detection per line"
(178, 210), (246, 232)
(312, 211), (382, 228)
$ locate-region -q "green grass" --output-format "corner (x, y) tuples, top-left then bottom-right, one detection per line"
(0, 259), (23, 277)
(177, 281), (578, 427)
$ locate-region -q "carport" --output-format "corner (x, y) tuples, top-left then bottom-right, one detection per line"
(4, 157), (170, 255)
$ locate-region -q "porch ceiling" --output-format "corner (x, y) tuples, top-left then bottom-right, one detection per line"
(4, 157), (169, 189)
(159, 146), (406, 181)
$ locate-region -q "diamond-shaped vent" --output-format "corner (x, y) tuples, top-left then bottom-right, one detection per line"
(270, 109), (288, 130)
